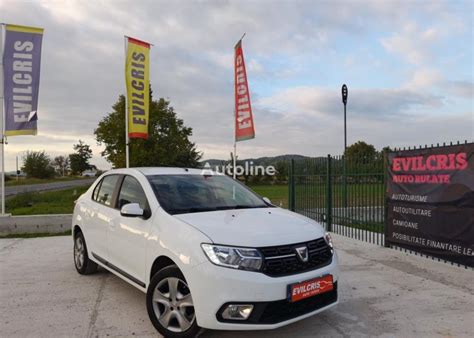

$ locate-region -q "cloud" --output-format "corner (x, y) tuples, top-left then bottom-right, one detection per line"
(257, 86), (444, 119)
(444, 80), (473, 99)
(226, 107), (472, 161)
(0, 0), (471, 171)
(404, 69), (442, 89)
(380, 22), (441, 64)
(247, 59), (264, 74)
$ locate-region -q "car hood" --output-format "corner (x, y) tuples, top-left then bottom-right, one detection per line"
(173, 207), (325, 247)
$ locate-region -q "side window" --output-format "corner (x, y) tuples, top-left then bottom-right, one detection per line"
(118, 176), (148, 210)
(96, 175), (119, 207)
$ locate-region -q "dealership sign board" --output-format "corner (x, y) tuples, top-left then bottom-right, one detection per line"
(386, 143), (474, 267)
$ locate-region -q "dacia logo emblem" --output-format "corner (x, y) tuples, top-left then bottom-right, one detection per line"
(295, 246), (309, 262)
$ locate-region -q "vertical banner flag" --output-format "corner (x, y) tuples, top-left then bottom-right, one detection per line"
(3, 24), (44, 136)
(234, 40), (255, 142)
(125, 37), (150, 139)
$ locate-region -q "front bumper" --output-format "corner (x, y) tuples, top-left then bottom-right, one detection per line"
(185, 251), (339, 330)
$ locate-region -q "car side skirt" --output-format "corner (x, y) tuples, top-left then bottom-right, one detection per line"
(92, 252), (146, 288)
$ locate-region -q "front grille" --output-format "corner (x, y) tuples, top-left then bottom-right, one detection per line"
(216, 282), (338, 324)
(259, 237), (333, 277)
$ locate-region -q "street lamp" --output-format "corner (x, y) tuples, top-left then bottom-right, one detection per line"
(341, 84), (348, 152)
(341, 84), (348, 208)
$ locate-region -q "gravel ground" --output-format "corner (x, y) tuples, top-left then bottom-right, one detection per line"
(0, 234), (472, 337)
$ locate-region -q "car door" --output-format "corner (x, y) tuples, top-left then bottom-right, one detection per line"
(88, 174), (121, 262)
(107, 175), (152, 287)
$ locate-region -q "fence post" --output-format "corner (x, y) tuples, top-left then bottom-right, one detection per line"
(383, 152), (390, 247)
(289, 159), (295, 211)
(326, 154), (332, 232)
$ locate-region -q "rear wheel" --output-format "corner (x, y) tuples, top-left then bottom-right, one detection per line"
(146, 265), (201, 337)
(73, 231), (98, 275)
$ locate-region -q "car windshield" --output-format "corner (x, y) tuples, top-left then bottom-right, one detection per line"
(147, 174), (271, 215)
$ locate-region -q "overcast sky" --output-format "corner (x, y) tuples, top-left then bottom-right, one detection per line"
(1, 0), (473, 171)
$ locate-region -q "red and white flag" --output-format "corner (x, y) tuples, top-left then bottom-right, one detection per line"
(234, 40), (255, 142)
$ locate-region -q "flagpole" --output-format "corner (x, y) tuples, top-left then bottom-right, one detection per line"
(0, 23), (6, 215)
(233, 33), (246, 180)
(233, 48), (236, 179)
(233, 114), (237, 179)
(124, 36), (130, 168)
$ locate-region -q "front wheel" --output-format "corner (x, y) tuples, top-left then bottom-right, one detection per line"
(146, 265), (201, 337)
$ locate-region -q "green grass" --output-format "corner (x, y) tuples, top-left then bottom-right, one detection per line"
(4, 181), (381, 217)
(246, 183), (383, 210)
(248, 184), (288, 208)
(6, 186), (89, 215)
(293, 183), (384, 207)
(5, 176), (89, 187)
(4, 183), (287, 216)
(247, 183), (385, 233)
(0, 230), (72, 239)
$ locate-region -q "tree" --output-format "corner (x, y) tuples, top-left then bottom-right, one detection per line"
(94, 92), (201, 168)
(21, 151), (55, 178)
(275, 161), (288, 183)
(344, 141), (377, 163)
(69, 140), (93, 175)
(52, 155), (69, 176)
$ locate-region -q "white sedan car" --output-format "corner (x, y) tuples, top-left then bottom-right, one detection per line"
(72, 167), (339, 337)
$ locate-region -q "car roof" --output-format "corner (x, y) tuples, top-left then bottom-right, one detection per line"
(104, 167), (224, 176)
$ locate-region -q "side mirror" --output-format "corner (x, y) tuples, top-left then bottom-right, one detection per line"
(120, 203), (144, 217)
(262, 197), (273, 205)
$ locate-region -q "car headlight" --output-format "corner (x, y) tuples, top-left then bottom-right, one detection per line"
(324, 232), (334, 252)
(201, 244), (263, 271)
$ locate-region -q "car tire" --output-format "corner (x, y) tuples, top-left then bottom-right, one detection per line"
(73, 231), (98, 275)
(146, 265), (202, 337)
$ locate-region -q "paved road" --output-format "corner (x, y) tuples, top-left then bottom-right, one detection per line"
(0, 234), (472, 337)
(3, 178), (95, 197)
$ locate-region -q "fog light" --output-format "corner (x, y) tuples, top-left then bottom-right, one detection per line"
(221, 304), (254, 320)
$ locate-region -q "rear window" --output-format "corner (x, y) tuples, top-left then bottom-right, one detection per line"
(93, 175), (119, 207)
(92, 180), (102, 201)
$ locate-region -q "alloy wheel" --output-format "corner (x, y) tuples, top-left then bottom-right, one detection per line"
(74, 236), (85, 270)
(152, 277), (195, 332)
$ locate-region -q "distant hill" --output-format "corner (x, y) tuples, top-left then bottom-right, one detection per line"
(201, 154), (311, 167)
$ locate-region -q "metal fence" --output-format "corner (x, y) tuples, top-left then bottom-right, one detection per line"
(288, 154), (386, 245)
(288, 141), (472, 269)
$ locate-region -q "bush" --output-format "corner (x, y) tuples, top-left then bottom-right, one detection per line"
(22, 151), (55, 179)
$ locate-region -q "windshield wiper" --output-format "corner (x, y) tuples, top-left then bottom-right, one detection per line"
(214, 205), (269, 210)
(168, 205), (269, 214)
(167, 207), (219, 214)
